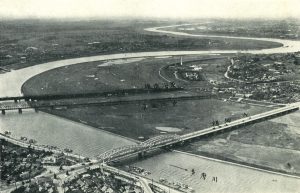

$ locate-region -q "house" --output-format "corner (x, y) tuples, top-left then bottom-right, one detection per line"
(82, 174), (91, 179)
(42, 156), (57, 164)
(20, 171), (30, 179)
(42, 152), (64, 164)
(37, 176), (53, 184)
(106, 188), (114, 193)
(77, 179), (85, 187)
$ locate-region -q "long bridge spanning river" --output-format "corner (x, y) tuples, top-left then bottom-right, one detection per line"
(0, 92), (215, 114)
(97, 104), (299, 163)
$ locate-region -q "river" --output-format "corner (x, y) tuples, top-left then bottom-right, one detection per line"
(133, 151), (300, 193)
(0, 109), (135, 158)
(145, 24), (300, 54)
(1, 24), (300, 192)
(1, 25), (300, 97)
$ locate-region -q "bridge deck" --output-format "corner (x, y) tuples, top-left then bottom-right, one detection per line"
(0, 101), (30, 110)
(0, 92), (214, 111)
(180, 104), (299, 141)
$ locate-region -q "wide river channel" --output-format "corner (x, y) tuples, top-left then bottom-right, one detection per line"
(1, 24), (300, 192)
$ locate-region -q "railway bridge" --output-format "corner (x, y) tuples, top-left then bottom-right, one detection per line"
(0, 93), (215, 114)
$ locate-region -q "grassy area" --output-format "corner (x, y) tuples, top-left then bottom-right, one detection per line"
(0, 19), (282, 70)
(21, 55), (224, 95)
(40, 99), (266, 140)
(22, 57), (172, 95)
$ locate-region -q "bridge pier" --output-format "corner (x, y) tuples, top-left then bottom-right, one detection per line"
(138, 152), (142, 159)
(138, 151), (147, 159)
(179, 141), (185, 146)
(18, 108), (22, 114)
(1, 110), (5, 115)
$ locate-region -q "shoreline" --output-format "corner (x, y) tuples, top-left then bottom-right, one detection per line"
(174, 150), (300, 179)
(39, 109), (140, 144)
(0, 132), (88, 161)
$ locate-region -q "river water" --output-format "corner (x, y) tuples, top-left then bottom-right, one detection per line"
(1, 24), (300, 192)
(0, 109), (135, 158)
(133, 152), (300, 193)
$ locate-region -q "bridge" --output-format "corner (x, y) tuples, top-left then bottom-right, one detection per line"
(96, 104), (299, 163)
(97, 134), (181, 162)
(0, 88), (184, 102)
(0, 93), (215, 114)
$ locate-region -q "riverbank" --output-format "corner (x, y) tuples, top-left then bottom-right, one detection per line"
(131, 151), (300, 193)
(179, 148), (300, 178)
(174, 150), (300, 179)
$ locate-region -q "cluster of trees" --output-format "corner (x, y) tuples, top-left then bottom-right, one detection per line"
(224, 118), (232, 123)
(211, 117), (231, 126)
(211, 120), (220, 126)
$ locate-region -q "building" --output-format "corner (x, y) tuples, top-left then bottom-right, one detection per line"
(42, 152), (64, 165)
(20, 171), (30, 179)
(180, 70), (205, 81)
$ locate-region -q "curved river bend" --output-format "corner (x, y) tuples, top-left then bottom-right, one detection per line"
(1, 24), (300, 97)
(1, 24), (300, 192)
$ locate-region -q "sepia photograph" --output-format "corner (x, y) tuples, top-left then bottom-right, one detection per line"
(0, 0), (300, 192)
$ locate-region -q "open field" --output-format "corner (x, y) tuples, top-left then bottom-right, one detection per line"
(21, 55), (226, 95)
(0, 19), (282, 71)
(41, 98), (267, 140)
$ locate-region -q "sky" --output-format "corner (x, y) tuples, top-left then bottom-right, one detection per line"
(0, 0), (300, 20)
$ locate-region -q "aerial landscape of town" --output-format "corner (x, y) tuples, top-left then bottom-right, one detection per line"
(1, 0), (300, 192)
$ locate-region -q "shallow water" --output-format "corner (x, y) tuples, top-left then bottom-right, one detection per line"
(133, 151), (300, 193)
